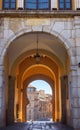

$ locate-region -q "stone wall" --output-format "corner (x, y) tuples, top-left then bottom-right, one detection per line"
(0, 16), (80, 130)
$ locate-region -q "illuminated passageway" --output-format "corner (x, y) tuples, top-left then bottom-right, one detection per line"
(4, 32), (70, 125)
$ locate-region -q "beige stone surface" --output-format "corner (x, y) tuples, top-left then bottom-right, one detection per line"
(26, 18), (50, 26)
(0, 14), (80, 129)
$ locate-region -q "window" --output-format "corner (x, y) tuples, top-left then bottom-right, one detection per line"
(59, 0), (72, 10)
(24, 0), (50, 10)
(3, 0), (16, 9)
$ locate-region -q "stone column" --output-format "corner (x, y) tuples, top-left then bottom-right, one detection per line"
(51, 0), (57, 10)
(0, 18), (7, 127)
(17, 0), (24, 9)
(69, 69), (79, 129)
(0, 66), (6, 127)
(60, 76), (68, 124)
(75, 0), (80, 10)
(17, 75), (22, 121)
(7, 76), (15, 125)
(71, 16), (80, 130)
(22, 87), (26, 122)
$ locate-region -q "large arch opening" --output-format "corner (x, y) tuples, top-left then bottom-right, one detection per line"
(26, 80), (53, 122)
(22, 65), (55, 122)
(4, 32), (70, 125)
(30, 80), (52, 95)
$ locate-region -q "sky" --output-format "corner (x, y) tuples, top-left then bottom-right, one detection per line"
(29, 80), (52, 95)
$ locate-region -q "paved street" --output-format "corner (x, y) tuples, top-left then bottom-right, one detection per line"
(0, 122), (73, 130)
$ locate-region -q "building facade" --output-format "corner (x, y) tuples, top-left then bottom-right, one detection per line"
(27, 85), (52, 121)
(0, 0), (80, 130)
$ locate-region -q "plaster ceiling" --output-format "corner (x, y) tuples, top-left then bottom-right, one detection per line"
(7, 32), (67, 70)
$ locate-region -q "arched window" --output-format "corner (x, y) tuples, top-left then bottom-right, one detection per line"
(24, 0), (50, 10)
(59, 0), (72, 10)
(3, 0), (16, 9)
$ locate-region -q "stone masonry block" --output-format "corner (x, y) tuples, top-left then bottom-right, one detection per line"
(70, 76), (77, 88)
(76, 55), (80, 63)
(78, 88), (80, 97)
(64, 21), (73, 30)
(77, 76), (80, 87)
(69, 38), (75, 47)
(61, 30), (72, 39)
(0, 98), (2, 108)
(32, 25), (42, 32)
(76, 47), (80, 56)
(72, 98), (79, 107)
(75, 29), (80, 38)
(4, 29), (15, 39)
(68, 47), (76, 57)
(77, 69), (80, 77)
(0, 31), (4, 39)
(76, 38), (80, 46)
(72, 98), (80, 107)
(72, 108), (80, 118)
(70, 56), (76, 65)
(71, 88), (78, 97)
(43, 25), (52, 33)
(70, 70), (77, 76)
(78, 99), (80, 107)
(53, 22), (64, 33)
(71, 30), (75, 39)
(73, 119), (79, 129)
(0, 88), (2, 98)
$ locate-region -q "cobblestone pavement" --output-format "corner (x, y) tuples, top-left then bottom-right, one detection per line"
(0, 122), (74, 130)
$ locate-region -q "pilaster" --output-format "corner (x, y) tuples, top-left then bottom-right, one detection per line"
(60, 76), (70, 124)
(70, 66), (80, 129)
(0, 65), (6, 127)
(7, 76), (16, 125)
(17, 0), (24, 9)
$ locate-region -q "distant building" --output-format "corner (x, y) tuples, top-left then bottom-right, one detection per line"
(26, 85), (52, 121)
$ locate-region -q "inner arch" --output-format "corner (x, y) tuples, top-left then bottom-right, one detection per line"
(26, 80), (53, 121)
(4, 31), (70, 125)
(6, 32), (69, 75)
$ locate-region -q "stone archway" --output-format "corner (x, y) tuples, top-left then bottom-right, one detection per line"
(15, 55), (61, 122)
(5, 32), (70, 125)
(1, 25), (72, 127)
(22, 74), (55, 122)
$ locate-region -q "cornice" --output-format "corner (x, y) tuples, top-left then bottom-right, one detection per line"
(0, 10), (80, 18)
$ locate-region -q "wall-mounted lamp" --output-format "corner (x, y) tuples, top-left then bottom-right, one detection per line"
(78, 62), (80, 68)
